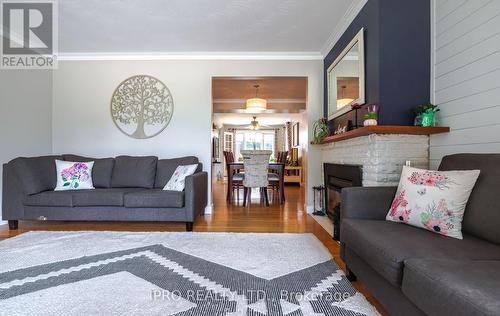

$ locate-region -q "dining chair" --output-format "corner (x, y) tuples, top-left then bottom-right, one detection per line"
(241, 150), (272, 207)
(268, 163), (285, 204)
(268, 151), (287, 203)
(223, 151), (243, 201)
(278, 151), (288, 164)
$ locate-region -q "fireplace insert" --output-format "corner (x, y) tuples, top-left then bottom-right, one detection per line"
(323, 163), (362, 240)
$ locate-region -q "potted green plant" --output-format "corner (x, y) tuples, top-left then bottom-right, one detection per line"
(414, 103), (439, 127)
(363, 111), (378, 126)
(312, 118), (330, 144)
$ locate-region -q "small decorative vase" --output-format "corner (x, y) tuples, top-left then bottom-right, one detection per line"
(363, 119), (378, 126)
(421, 109), (435, 127)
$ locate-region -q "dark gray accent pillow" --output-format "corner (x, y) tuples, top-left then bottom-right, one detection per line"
(13, 155), (62, 195)
(62, 155), (115, 188)
(111, 156), (158, 188)
(154, 156), (200, 188)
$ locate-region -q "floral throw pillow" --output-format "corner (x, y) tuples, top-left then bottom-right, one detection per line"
(164, 164), (198, 191)
(386, 166), (480, 239)
(54, 160), (95, 191)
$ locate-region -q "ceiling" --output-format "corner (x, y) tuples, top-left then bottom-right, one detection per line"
(213, 77), (307, 113)
(59, 0), (353, 54)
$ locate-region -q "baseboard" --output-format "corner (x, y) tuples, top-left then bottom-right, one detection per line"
(205, 205), (213, 215)
(305, 204), (315, 213)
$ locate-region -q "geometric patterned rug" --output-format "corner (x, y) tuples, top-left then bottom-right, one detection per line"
(0, 231), (379, 316)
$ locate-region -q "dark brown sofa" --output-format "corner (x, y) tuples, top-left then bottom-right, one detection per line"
(340, 154), (500, 316)
(3, 155), (208, 231)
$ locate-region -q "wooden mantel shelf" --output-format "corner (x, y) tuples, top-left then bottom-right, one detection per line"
(315, 126), (450, 144)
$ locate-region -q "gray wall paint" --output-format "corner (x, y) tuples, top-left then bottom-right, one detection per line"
(0, 70), (53, 221)
(430, 0), (500, 169)
(52, 60), (323, 211)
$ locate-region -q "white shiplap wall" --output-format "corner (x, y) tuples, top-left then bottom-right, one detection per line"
(430, 0), (500, 169)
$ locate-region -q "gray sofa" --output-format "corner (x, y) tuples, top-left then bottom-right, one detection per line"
(340, 154), (500, 316)
(3, 155), (208, 231)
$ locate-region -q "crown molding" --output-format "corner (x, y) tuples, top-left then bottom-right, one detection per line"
(321, 0), (368, 57)
(57, 52), (324, 61)
(213, 99), (306, 104)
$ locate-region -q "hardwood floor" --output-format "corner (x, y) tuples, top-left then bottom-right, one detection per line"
(0, 181), (388, 315)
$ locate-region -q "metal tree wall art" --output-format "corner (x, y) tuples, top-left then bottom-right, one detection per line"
(111, 75), (174, 139)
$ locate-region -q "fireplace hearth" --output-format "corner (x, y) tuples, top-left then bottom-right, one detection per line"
(323, 163), (362, 240)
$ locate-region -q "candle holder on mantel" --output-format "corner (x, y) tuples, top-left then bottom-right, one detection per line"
(351, 103), (363, 129)
(312, 186), (326, 216)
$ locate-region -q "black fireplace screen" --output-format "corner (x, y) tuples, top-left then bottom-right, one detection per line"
(323, 163), (362, 240)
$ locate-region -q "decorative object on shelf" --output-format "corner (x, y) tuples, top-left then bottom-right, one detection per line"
(111, 75), (174, 139)
(414, 103), (439, 127)
(351, 103), (363, 129)
(363, 104), (379, 126)
(292, 122), (299, 146)
(312, 118), (330, 144)
(246, 84), (267, 112)
(334, 119), (352, 135)
(312, 185), (326, 216)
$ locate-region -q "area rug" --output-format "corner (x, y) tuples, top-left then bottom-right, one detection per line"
(0, 231), (379, 316)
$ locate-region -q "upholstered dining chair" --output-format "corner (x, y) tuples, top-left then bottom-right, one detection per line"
(241, 150), (272, 207)
(223, 151), (243, 201)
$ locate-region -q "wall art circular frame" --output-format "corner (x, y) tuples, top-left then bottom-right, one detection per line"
(110, 75), (174, 139)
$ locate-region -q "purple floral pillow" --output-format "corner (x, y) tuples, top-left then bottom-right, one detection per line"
(386, 166), (480, 239)
(54, 160), (95, 191)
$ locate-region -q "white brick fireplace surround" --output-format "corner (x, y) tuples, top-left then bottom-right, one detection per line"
(321, 134), (430, 187)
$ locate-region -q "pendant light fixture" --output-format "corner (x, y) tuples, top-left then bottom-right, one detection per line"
(246, 84), (267, 112)
(249, 116), (260, 130)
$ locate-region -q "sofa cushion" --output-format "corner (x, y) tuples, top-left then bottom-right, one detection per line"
(154, 156), (199, 188)
(124, 189), (184, 208)
(111, 156), (158, 188)
(386, 166), (480, 239)
(439, 154), (500, 245)
(24, 191), (73, 207)
(13, 156), (62, 195)
(63, 155), (115, 188)
(341, 219), (500, 287)
(72, 188), (139, 206)
(55, 160), (95, 191)
(402, 259), (500, 316)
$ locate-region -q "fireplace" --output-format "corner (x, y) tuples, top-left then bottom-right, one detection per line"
(323, 163), (362, 241)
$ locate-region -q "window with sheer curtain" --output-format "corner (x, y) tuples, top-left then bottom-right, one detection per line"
(234, 130), (275, 161)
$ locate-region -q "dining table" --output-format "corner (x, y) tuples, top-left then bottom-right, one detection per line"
(227, 162), (286, 204)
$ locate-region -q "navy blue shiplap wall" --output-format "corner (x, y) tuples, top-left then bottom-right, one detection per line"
(324, 0), (430, 129)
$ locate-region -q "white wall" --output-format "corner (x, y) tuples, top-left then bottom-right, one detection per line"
(0, 70), (53, 221)
(52, 59), (323, 210)
(430, 0), (500, 168)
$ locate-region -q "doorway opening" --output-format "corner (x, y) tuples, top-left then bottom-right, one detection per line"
(210, 77), (308, 211)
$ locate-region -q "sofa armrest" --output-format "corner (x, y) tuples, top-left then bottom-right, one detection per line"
(341, 186), (397, 221)
(184, 171), (208, 221)
(2, 162), (26, 220)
